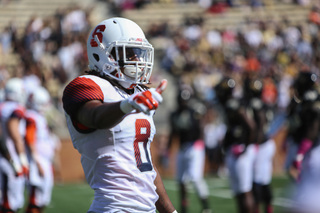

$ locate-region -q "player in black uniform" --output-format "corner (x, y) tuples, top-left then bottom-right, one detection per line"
(168, 84), (211, 213)
(284, 71), (320, 213)
(215, 76), (256, 213)
(243, 75), (276, 213)
(286, 71), (320, 181)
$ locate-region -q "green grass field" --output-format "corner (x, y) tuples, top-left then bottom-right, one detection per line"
(43, 175), (293, 213)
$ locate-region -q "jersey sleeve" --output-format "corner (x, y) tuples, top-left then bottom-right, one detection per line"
(10, 106), (25, 119)
(25, 116), (36, 146)
(62, 76), (104, 117)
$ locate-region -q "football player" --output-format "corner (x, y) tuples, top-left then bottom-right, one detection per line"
(243, 75), (276, 213)
(168, 84), (211, 213)
(0, 78), (29, 213)
(285, 71), (319, 181)
(24, 87), (58, 213)
(284, 71), (320, 213)
(289, 137), (320, 213)
(62, 17), (176, 213)
(215, 76), (256, 213)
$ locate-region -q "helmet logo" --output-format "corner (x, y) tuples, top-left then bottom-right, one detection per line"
(90, 25), (106, 47)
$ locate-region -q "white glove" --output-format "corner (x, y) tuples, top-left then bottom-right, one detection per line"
(120, 79), (167, 115)
(10, 158), (23, 177)
(9, 153), (29, 177)
(19, 153), (29, 176)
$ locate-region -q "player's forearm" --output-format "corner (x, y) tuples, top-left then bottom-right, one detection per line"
(7, 118), (26, 154)
(77, 100), (126, 129)
(154, 166), (176, 213)
(28, 143), (39, 162)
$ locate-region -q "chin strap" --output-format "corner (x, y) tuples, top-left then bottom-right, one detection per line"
(118, 81), (135, 90)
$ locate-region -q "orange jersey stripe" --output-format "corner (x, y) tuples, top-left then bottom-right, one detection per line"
(25, 117), (36, 145)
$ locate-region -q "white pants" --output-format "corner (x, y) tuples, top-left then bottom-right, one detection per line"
(27, 157), (54, 207)
(226, 144), (257, 194)
(0, 156), (25, 211)
(254, 139), (276, 185)
(176, 140), (209, 198)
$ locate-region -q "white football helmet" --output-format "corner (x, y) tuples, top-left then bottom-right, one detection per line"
(5, 78), (26, 105)
(28, 87), (51, 113)
(87, 17), (154, 89)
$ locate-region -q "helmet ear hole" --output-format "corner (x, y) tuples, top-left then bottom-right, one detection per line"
(93, 53), (100, 62)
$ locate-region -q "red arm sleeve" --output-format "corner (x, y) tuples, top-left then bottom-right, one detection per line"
(62, 77), (104, 118)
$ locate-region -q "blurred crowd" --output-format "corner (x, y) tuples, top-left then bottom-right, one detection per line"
(0, 0), (319, 212)
(0, 0), (317, 138)
(0, 4), (94, 136)
(0, 0), (317, 160)
(138, 1), (320, 212)
(147, 2), (320, 133)
(104, 0), (311, 14)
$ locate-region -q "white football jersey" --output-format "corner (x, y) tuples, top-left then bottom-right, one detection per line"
(25, 110), (56, 161)
(25, 109), (56, 207)
(0, 101), (26, 211)
(63, 75), (158, 212)
(0, 101), (26, 165)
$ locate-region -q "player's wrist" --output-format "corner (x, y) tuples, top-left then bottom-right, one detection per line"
(295, 153), (304, 162)
(293, 154), (304, 170)
(32, 153), (40, 162)
(120, 99), (134, 114)
(19, 153), (28, 167)
(10, 159), (22, 175)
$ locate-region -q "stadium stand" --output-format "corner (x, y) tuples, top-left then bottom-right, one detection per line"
(121, 1), (312, 49)
(0, 0), (107, 66)
(0, 0), (316, 182)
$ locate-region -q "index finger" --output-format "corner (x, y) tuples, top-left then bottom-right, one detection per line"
(156, 79), (167, 94)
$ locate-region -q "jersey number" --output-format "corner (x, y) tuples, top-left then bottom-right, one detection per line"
(134, 119), (152, 172)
